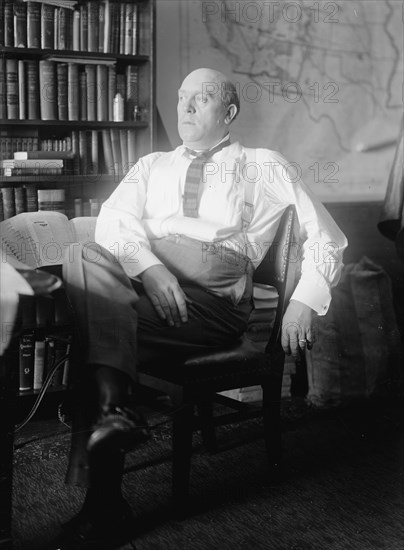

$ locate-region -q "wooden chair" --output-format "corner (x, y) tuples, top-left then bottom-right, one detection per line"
(137, 205), (299, 508)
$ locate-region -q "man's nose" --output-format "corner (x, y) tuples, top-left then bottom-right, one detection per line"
(183, 99), (195, 113)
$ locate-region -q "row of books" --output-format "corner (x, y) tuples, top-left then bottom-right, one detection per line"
(19, 332), (70, 392)
(0, 187), (102, 221)
(1, 1), (140, 55)
(0, 58), (140, 122)
(0, 135), (75, 162)
(0, 129), (137, 176)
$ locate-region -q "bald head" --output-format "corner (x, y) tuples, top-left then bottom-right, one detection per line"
(177, 68), (239, 150)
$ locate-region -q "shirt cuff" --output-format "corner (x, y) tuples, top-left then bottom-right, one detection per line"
(119, 247), (162, 279)
(290, 279), (331, 316)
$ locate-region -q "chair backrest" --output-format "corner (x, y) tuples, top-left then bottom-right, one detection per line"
(253, 205), (299, 347)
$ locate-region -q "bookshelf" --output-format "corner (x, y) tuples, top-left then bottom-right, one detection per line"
(0, 0), (156, 219)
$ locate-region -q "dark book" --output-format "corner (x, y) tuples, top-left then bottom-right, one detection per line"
(13, 1), (27, 48)
(19, 331), (35, 391)
(110, 128), (122, 175)
(14, 186), (27, 214)
(79, 70), (87, 120)
(79, 130), (88, 174)
(125, 65), (139, 120)
(85, 64), (96, 121)
(14, 150), (75, 160)
(26, 185), (39, 212)
(67, 63), (79, 120)
(6, 58), (18, 119)
(71, 130), (80, 174)
(96, 64), (108, 121)
(87, 1), (99, 52)
(107, 65), (116, 120)
(101, 129), (114, 175)
(58, 7), (68, 50)
(27, 1), (41, 48)
(111, 2), (119, 54)
(119, 3), (125, 54)
(39, 60), (57, 120)
(50, 339), (68, 388)
(4, 1), (13, 47)
(119, 129), (128, 174)
(57, 63), (68, 120)
(79, 2), (88, 51)
(1, 187), (15, 219)
(0, 0), (4, 47)
(41, 3), (55, 49)
(0, 192), (4, 222)
(98, 1), (105, 53)
(0, 58), (6, 119)
(26, 60), (40, 120)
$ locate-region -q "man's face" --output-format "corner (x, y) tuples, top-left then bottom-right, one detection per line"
(177, 70), (228, 150)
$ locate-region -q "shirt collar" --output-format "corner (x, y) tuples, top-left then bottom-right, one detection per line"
(178, 133), (231, 158)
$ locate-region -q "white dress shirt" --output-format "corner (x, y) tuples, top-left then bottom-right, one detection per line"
(95, 141), (348, 315)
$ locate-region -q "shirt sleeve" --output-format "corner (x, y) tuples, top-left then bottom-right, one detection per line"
(95, 153), (164, 279)
(261, 150), (348, 316)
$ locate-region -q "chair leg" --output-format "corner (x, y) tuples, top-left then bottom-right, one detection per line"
(172, 402), (194, 512)
(197, 401), (218, 453)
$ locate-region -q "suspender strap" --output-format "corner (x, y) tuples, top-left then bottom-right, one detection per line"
(241, 148), (256, 233)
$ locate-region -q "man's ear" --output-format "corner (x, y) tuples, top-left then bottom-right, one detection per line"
(225, 104), (237, 124)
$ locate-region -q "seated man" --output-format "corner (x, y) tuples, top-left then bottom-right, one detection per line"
(55, 68), (347, 549)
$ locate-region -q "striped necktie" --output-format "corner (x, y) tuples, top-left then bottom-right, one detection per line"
(183, 139), (230, 218)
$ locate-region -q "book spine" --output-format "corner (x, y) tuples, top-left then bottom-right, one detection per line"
(67, 63), (79, 121)
(6, 58), (18, 119)
(119, 3), (125, 55)
(85, 64), (96, 121)
(124, 3), (133, 55)
(79, 2), (88, 52)
(132, 4), (138, 55)
(125, 65), (139, 120)
(26, 185), (38, 212)
(107, 66), (116, 121)
(4, 1), (13, 48)
(38, 188), (66, 214)
(103, 0), (110, 54)
(33, 339), (46, 390)
(1, 187), (15, 218)
(96, 64), (108, 122)
(90, 130), (99, 174)
(79, 130), (88, 174)
(57, 63), (68, 121)
(101, 129), (114, 175)
(27, 1), (41, 49)
(58, 7), (68, 50)
(54, 6), (59, 50)
(0, 0), (4, 47)
(72, 8), (80, 50)
(14, 186), (27, 214)
(39, 60), (57, 120)
(119, 129), (128, 175)
(26, 60), (40, 120)
(79, 70), (87, 121)
(87, 1), (99, 53)
(19, 331), (35, 391)
(110, 128), (122, 175)
(13, 1), (27, 48)
(98, 1), (105, 53)
(41, 4), (55, 49)
(0, 193), (4, 222)
(0, 58), (6, 119)
(18, 60), (25, 120)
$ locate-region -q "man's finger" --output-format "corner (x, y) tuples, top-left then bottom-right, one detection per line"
(172, 287), (188, 323)
(281, 327), (291, 355)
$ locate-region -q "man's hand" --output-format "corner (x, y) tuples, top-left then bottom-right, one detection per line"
(140, 264), (188, 327)
(281, 299), (314, 359)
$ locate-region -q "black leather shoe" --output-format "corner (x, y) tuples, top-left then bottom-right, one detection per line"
(87, 404), (150, 455)
(49, 499), (136, 550)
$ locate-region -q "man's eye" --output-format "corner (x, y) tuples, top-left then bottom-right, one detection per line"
(196, 95), (208, 103)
